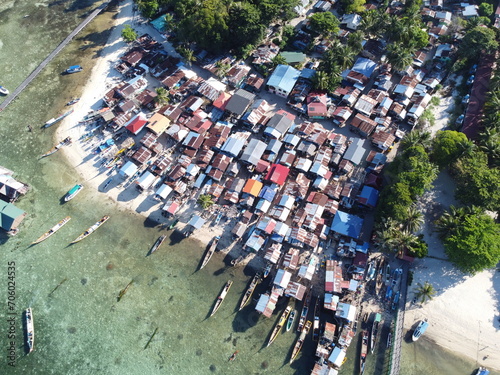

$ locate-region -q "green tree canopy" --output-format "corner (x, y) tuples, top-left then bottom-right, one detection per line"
(452, 151), (500, 211)
(431, 130), (468, 168)
(308, 12), (340, 36)
(479, 2), (494, 17)
(121, 24), (138, 43)
(343, 0), (366, 14)
(443, 212), (500, 273)
(458, 26), (498, 61)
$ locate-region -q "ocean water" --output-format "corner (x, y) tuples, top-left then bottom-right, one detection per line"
(0, 1), (498, 375)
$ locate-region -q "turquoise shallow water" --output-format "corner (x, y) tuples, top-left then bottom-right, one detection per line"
(1, 1), (499, 374)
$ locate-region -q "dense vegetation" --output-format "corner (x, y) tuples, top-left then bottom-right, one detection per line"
(436, 206), (500, 274)
(134, 0), (299, 54)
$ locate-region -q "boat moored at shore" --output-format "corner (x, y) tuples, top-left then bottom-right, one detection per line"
(199, 236), (220, 270)
(71, 215), (110, 243)
(267, 305), (292, 347)
(359, 330), (368, 375)
(239, 273), (261, 311)
(64, 184), (84, 202)
(66, 98), (80, 105)
(43, 109), (74, 128)
(297, 289), (311, 332)
(210, 280), (233, 317)
(0, 86), (9, 95)
(290, 320), (312, 364)
(371, 313), (382, 353)
(286, 309), (296, 332)
(147, 235), (166, 256)
(32, 216), (71, 244)
(40, 136), (72, 158)
(65, 65), (83, 74)
(412, 319), (429, 341)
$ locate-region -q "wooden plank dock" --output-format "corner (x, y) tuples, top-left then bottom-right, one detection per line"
(0, 2), (110, 113)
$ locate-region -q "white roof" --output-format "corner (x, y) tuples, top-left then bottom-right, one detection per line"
(186, 163), (200, 177)
(137, 171), (156, 190)
(335, 302), (357, 321)
(256, 199), (271, 213)
(328, 346), (346, 368)
(296, 158), (312, 172)
(273, 269), (292, 288)
(178, 65), (197, 79)
(310, 162), (329, 177)
(155, 184), (173, 199)
(188, 215), (206, 229)
(119, 161), (138, 177)
(283, 133), (300, 146)
(205, 77), (227, 92)
(274, 221), (289, 236)
(279, 194), (295, 209)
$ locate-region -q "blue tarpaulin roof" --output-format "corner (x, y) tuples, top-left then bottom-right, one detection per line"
(331, 211), (363, 239)
(267, 65), (301, 94)
(358, 185), (379, 208)
(352, 58), (377, 77)
(259, 186), (277, 202)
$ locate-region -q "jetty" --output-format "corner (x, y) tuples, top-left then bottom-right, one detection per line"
(0, 2), (110, 113)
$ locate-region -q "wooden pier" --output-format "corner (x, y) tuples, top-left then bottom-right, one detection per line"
(0, 2), (110, 113)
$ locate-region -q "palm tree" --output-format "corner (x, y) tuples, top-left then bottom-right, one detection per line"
(336, 45), (355, 71)
(386, 44), (413, 72)
(215, 60), (231, 79)
(401, 130), (432, 150)
(414, 281), (436, 304)
(480, 139), (500, 167)
(179, 47), (196, 66)
(197, 194), (215, 209)
(457, 139), (477, 158)
(402, 205), (424, 233)
(154, 87), (169, 106)
(312, 71), (329, 91)
(347, 31), (364, 53)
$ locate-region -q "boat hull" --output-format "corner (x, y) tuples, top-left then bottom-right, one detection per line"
(25, 308), (34, 354)
(71, 215), (110, 243)
(32, 216), (71, 244)
(64, 184), (84, 202)
(210, 280), (233, 317)
(267, 306), (292, 347)
(238, 273), (261, 311)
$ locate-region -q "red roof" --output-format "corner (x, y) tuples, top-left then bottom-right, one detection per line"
(265, 164), (290, 185)
(126, 115), (147, 135)
(212, 92), (232, 110)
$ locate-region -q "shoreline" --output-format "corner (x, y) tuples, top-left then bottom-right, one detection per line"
(54, 0), (500, 372)
(56, 0), (258, 270)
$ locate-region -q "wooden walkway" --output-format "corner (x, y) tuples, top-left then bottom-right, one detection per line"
(0, 2), (110, 113)
(388, 262), (410, 375)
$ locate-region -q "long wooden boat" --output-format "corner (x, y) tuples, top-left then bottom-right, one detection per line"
(43, 109), (73, 128)
(64, 184), (84, 202)
(360, 330), (368, 375)
(40, 136), (72, 158)
(210, 280), (233, 317)
(286, 309), (297, 332)
(290, 320), (312, 364)
(267, 305), (292, 347)
(297, 289), (311, 332)
(32, 216), (71, 244)
(370, 313), (382, 354)
(25, 307), (34, 354)
(147, 235), (166, 256)
(200, 236), (220, 270)
(71, 215), (110, 244)
(312, 297), (321, 341)
(238, 273), (261, 311)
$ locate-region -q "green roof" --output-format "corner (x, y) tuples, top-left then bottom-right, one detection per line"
(0, 200), (25, 231)
(280, 51), (306, 65)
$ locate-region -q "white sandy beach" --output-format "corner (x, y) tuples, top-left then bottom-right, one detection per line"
(54, 0), (500, 371)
